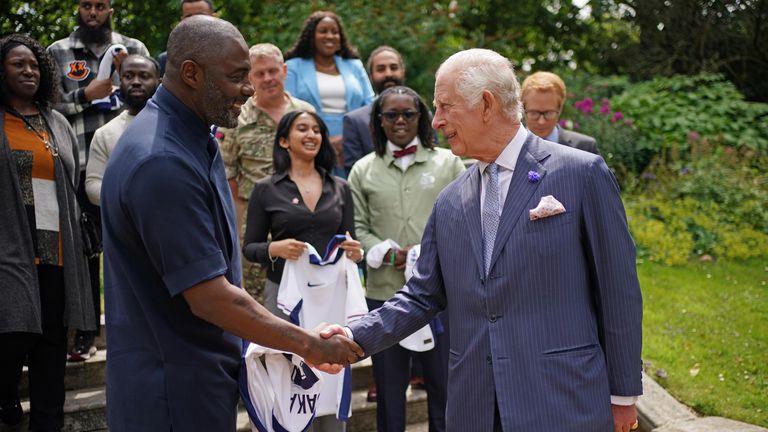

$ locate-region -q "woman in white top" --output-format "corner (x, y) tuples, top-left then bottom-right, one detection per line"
(284, 11), (375, 178)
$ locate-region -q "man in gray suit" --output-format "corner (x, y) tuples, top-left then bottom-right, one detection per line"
(323, 49), (642, 432)
(342, 45), (405, 174)
(522, 71), (600, 154)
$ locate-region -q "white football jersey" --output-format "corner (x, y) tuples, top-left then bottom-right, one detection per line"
(278, 234), (368, 419)
(399, 245), (435, 352)
(240, 342), (323, 432)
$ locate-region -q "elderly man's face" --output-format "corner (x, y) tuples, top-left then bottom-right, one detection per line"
(200, 38), (254, 128)
(432, 68), (486, 158)
(523, 89), (561, 139)
(249, 56), (286, 103)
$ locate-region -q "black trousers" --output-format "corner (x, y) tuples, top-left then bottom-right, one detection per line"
(366, 298), (449, 432)
(76, 177), (101, 336)
(0, 265), (68, 431)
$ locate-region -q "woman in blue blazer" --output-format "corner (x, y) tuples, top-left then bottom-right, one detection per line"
(285, 11), (375, 178)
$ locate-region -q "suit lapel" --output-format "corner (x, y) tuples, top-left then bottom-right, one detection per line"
(301, 58), (322, 110)
(489, 135), (550, 271)
(335, 56), (355, 110)
(460, 164), (485, 277)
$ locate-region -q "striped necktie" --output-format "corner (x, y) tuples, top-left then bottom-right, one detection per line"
(482, 163), (500, 275)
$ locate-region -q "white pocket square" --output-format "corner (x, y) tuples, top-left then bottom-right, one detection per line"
(529, 195), (566, 221)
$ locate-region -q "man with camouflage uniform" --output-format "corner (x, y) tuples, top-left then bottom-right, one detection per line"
(218, 43), (314, 305)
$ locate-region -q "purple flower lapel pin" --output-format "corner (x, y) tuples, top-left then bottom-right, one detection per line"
(527, 171), (541, 183)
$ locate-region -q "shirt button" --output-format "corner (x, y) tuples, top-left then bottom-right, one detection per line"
(486, 356), (492, 365)
(489, 314), (497, 322)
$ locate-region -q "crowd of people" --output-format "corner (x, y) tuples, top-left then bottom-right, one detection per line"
(0, 1), (643, 432)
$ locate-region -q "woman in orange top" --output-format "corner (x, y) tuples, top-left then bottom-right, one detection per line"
(0, 34), (95, 430)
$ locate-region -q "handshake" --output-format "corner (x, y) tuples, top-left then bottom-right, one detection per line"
(303, 324), (364, 374)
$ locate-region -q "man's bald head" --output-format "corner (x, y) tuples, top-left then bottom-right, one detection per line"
(166, 15), (245, 73)
(163, 15), (253, 128)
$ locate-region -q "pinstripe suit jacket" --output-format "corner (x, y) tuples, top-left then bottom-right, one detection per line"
(348, 132), (643, 431)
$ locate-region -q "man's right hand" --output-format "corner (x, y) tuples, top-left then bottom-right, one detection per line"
(303, 331), (364, 373)
(84, 78), (114, 102)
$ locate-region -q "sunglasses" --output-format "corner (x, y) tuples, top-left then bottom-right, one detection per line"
(379, 111), (421, 122)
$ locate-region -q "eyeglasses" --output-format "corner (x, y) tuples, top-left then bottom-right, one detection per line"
(379, 111), (420, 123)
(524, 110), (560, 121)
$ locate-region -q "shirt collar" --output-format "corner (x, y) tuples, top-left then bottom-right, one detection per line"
(545, 126), (559, 143)
(386, 137), (419, 156)
(153, 85), (210, 136)
(272, 166), (332, 183)
(383, 137), (429, 165)
(478, 125), (529, 174)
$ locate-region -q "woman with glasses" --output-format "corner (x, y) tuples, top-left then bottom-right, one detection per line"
(347, 86), (464, 432)
(0, 34), (95, 431)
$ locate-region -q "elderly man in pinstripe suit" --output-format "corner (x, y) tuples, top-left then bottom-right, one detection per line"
(323, 48), (642, 432)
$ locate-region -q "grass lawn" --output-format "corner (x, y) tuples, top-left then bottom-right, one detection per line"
(638, 258), (768, 427)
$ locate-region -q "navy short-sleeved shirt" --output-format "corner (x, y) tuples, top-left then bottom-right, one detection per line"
(101, 85), (242, 431)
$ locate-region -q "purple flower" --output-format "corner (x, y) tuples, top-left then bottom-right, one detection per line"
(679, 167), (690, 175)
(611, 111), (625, 123)
(600, 104), (611, 114)
(527, 171), (541, 183)
(641, 172), (657, 180)
(574, 97), (594, 114)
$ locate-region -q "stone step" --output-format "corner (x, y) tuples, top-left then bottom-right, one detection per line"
(18, 351), (372, 400)
(19, 350), (107, 399)
(6, 379), (427, 432)
(236, 387), (429, 432)
(1, 386), (107, 432)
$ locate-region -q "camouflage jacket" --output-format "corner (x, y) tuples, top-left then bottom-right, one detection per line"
(218, 93), (314, 200)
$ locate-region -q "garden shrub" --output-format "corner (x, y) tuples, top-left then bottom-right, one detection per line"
(626, 197), (693, 266)
(611, 74), (768, 155)
(559, 93), (651, 187)
(624, 139), (768, 264)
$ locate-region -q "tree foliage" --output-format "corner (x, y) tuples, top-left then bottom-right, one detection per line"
(598, 0), (768, 101)
(2, 0), (766, 102)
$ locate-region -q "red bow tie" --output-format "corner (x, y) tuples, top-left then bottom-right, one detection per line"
(393, 146), (417, 158)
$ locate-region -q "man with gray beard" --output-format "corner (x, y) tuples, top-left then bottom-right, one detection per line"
(100, 16), (363, 431)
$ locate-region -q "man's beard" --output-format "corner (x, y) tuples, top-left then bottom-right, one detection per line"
(121, 86), (155, 113)
(76, 14), (112, 45)
(202, 78), (239, 128)
(374, 76), (404, 94)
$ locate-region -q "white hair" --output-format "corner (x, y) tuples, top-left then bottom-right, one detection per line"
(436, 48), (522, 121)
(249, 43), (284, 64)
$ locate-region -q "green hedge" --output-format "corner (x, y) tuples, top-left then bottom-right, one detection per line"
(612, 74), (768, 154)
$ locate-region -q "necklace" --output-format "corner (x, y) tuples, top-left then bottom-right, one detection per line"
(9, 108), (58, 156)
(315, 61), (337, 73)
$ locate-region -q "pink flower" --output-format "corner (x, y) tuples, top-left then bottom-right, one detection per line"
(574, 97), (594, 114)
(687, 131), (701, 142)
(624, 119), (634, 127)
(611, 111), (624, 123)
(600, 104), (611, 114)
